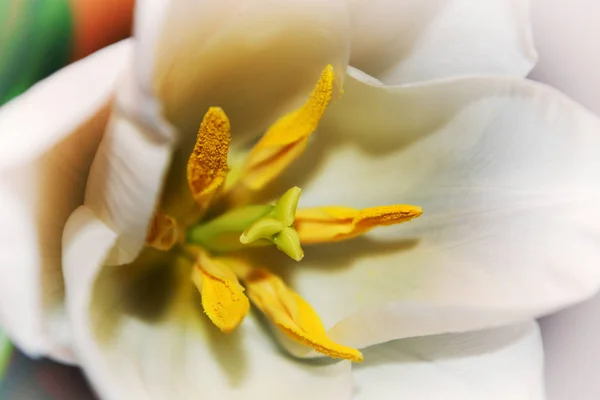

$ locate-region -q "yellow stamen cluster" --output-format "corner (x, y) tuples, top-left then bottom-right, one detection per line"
(143, 65), (423, 363)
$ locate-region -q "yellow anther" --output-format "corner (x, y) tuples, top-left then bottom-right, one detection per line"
(295, 204), (423, 244)
(191, 250), (249, 333)
(223, 258), (363, 362)
(145, 212), (179, 250)
(238, 65), (335, 191)
(187, 107), (231, 211)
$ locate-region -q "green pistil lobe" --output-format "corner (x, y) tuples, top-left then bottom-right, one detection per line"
(187, 186), (304, 261)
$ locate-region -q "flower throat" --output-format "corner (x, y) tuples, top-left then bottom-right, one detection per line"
(144, 66), (423, 363)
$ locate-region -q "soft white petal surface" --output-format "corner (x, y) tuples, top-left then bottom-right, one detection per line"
(0, 41), (131, 361)
(352, 321), (544, 400)
(541, 297), (600, 400)
(529, 0), (600, 114)
(529, 1), (600, 399)
(347, 0), (537, 84)
(62, 206), (353, 400)
(83, 110), (173, 265)
(265, 70), (600, 353)
(135, 0), (351, 139)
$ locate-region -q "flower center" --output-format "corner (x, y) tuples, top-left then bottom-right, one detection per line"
(187, 186), (304, 260)
(144, 65), (423, 363)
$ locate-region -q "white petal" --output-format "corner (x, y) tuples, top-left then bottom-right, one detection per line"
(529, 0), (600, 114)
(541, 298), (600, 400)
(0, 40), (131, 362)
(347, 0), (537, 84)
(83, 111), (173, 265)
(62, 206), (353, 400)
(529, 2), (600, 398)
(353, 321), (544, 400)
(267, 71), (600, 352)
(134, 0), (351, 139)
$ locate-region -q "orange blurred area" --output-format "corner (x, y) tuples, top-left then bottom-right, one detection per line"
(70, 0), (135, 60)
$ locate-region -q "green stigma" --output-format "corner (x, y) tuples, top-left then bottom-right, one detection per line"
(186, 187), (304, 261)
(240, 186), (303, 261)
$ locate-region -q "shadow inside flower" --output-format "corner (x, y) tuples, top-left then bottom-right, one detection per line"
(120, 253), (179, 322)
(190, 288), (249, 387)
(301, 237), (420, 270)
(33, 104), (110, 345)
(89, 249), (251, 389)
(91, 249), (177, 343)
(254, 115), (445, 206)
(354, 321), (536, 369)
(350, 322), (538, 398)
(240, 237), (420, 289)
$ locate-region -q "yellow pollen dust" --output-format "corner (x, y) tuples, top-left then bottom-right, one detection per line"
(224, 258), (363, 362)
(187, 107), (231, 211)
(192, 250), (250, 333)
(238, 64), (335, 191)
(295, 204), (423, 244)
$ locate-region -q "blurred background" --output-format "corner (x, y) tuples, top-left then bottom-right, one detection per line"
(0, 0), (133, 398)
(0, 0), (599, 399)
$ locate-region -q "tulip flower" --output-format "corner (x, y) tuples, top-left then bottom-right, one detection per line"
(1, 1), (599, 399)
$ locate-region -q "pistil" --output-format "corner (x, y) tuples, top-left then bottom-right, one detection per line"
(187, 187), (305, 261)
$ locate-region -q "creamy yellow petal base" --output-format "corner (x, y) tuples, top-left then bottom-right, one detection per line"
(225, 258), (363, 362)
(187, 107), (231, 211)
(295, 205), (423, 244)
(145, 212), (179, 250)
(239, 65), (335, 191)
(191, 250), (249, 333)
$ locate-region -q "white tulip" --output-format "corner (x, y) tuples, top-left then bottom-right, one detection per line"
(1, 1), (599, 399)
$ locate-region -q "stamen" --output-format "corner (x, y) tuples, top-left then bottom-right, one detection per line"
(238, 65), (335, 191)
(187, 107), (231, 211)
(191, 249), (249, 333)
(295, 204), (423, 244)
(223, 258), (363, 362)
(146, 212), (179, 250)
